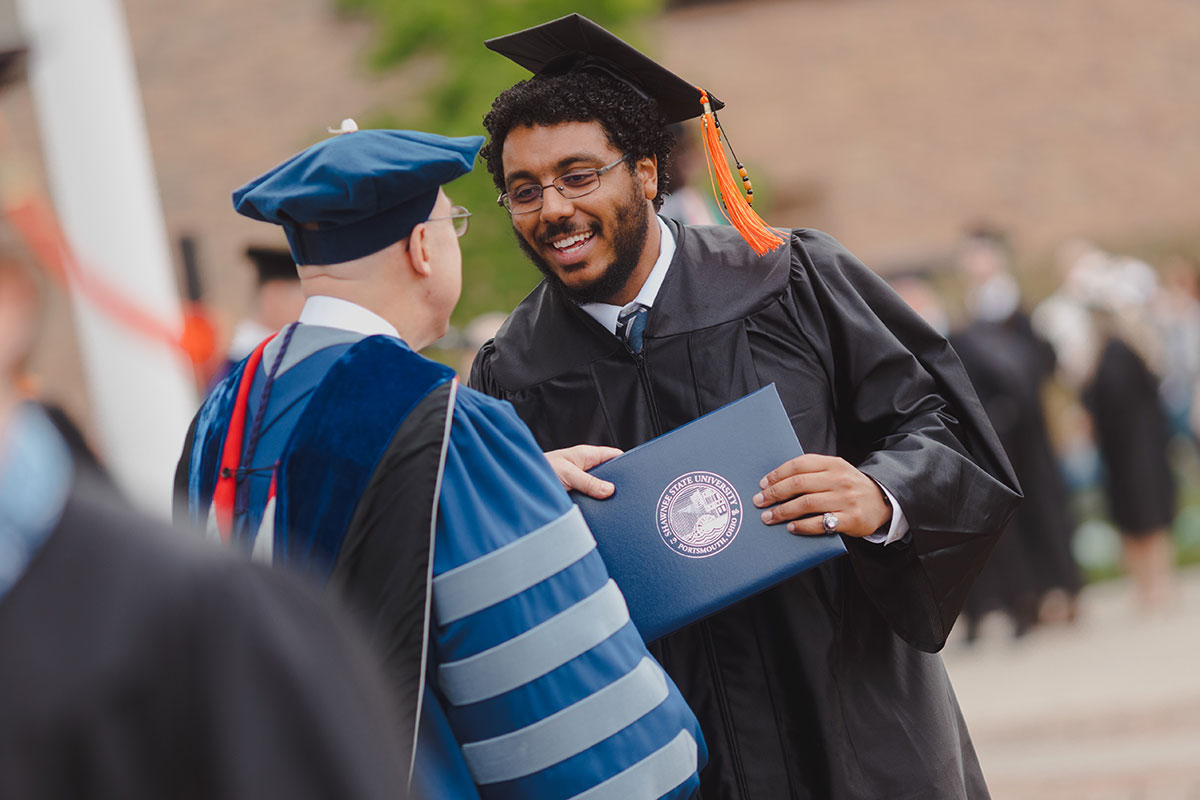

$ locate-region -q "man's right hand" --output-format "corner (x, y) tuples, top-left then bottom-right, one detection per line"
(544, 445), (623, 499)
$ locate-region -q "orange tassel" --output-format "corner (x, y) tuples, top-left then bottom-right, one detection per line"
(698, 90), (786, 257)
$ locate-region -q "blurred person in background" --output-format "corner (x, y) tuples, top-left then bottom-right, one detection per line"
(953, 227), (1082, 633)
(1031, 239), (1111, 510)
(176, 126), (705, 799)
(472, 15), (1020, 799)
(1078, 256), (1178, 612)
(212, 244), (305, 384)
(1032, 239), (1111, 392)
(0, 223), (407, 799)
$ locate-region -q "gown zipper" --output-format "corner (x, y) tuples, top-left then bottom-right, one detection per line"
(629, 348), (664, 436)
(702, 620), (752, 798)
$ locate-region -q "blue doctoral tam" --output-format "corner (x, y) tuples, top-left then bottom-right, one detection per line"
(233, 128), (483, 266)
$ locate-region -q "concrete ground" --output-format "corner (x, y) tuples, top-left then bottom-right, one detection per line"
(943, 566), (1200, 799)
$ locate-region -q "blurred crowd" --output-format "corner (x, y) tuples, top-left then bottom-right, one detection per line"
(893, 227), (1199, 639)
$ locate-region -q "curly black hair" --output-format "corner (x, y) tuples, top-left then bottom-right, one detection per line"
(481, 72), (676, 211)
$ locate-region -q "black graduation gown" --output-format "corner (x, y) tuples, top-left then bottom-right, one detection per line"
(950, 321), (1037, 628)
(472, 221), (1021, 800)
(951, 316), (1081, 632)
(996, 312), (1082, 599)
(1082, 336), (1177, 535)
(0, 474), (406, 800)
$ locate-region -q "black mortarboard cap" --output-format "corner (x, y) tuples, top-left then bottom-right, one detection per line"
(485, 13), (723, 125)
(244, 245), (299, 285)
(488, 14), (786, 256)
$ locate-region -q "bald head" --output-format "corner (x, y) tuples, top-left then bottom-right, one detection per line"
(295, 190), (464, 351)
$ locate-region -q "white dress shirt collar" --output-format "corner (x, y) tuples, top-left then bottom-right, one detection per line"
(579, 216), (676, 335)
(297, 295), (400, 338)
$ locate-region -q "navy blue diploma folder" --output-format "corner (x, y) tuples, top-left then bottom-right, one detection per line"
(571, 384), (846, 642)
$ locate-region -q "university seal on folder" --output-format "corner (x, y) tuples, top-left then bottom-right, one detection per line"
(572, 384), (847, 642)
(656, 471), (743, 558)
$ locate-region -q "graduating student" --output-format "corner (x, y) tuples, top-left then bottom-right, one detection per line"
(175, 125), (705, 798)
(471, 15), (1021, 798)
(0, 233), (405, 799)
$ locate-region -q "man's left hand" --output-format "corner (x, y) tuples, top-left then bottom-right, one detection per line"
(752, 454), (891, 538)
(544, 444), (623, 499)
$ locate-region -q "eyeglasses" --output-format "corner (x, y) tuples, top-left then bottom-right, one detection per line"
(426, 205), (471, 237)
(498, 157), (628, 215)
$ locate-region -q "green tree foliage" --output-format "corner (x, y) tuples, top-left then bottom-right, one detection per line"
(337, 0), (663, 325)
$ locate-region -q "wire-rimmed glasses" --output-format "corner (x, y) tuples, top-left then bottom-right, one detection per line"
(498, 156), (628, 215)
(426, 205), (472, 237)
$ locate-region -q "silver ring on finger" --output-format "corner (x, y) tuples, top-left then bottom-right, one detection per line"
(822, 512), (839, 534)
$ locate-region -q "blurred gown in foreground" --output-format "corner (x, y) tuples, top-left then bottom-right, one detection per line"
(0, 404), (404, 800)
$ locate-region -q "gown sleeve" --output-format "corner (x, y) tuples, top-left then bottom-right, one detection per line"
(468, 339), (502, 399)
(790, 230), (1022, 651)
(429, 387), (706, 800)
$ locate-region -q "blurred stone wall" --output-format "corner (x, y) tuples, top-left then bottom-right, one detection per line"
(5, 0), (1199, 442)
(660, 0), (1200, 268)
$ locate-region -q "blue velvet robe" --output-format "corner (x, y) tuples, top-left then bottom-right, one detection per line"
(177, 330), (706, 799)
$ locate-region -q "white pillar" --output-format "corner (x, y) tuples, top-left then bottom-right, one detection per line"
(16, 0), (197, 517)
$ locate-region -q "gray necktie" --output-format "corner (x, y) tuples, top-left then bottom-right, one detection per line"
(616, 303), (650, 354)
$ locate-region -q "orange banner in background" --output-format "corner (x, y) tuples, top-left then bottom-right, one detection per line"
(4, 194), (215, 370)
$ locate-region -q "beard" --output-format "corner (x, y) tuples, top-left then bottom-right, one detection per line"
(514, 186), (651, 305)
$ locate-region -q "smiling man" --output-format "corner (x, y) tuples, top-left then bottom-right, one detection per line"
(471, 14), (1022, 800)
(504, 127), (659, 307)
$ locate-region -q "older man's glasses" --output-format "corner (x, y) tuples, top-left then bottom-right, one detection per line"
(426, 205), (471, 237)
(498, 157), (628, 215)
